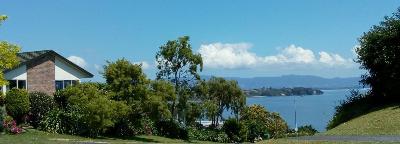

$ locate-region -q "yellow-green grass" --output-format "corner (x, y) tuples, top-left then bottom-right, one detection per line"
(259, 139), (397, 144)
(0, 129), (216, 144)
(324, 106), (400, 136)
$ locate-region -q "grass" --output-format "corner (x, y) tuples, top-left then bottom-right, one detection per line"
(259, 139), (398, 144)
(324, 105), (400, 136)
(0, 129), (215, 144)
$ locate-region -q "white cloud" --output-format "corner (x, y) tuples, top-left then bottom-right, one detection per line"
(67, 56), (87, 68)
(198, 43), (258, 69)
(94, 64), (102, 71)
(134, 61), (150, 70)
(198, 43), (355, 69)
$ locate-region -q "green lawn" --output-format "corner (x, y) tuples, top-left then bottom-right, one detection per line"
(0, 129), (215, 144)
(260, 139), (397, 144)
(324, 105), (400, 136)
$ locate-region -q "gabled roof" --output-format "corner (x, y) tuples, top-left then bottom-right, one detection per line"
(6, 50), (93, 78)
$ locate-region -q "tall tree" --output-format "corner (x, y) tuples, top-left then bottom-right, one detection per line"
(356, 8), (400, 101)
(204, 77), (246, 126)
(155, 36), (203, 121)
(0, 15), (20, 86)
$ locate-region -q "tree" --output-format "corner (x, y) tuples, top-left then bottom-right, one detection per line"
(155, 36), (203, 122)
(356, 8), (400, 101)
(0, 15), (20, 86)
(241, 104), (288, 139)
(202, 77), (246, 126)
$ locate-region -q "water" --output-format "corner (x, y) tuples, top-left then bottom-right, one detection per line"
(223, 89), (368, 132)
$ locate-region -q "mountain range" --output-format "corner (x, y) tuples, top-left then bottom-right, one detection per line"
(202, 75), (363, 89)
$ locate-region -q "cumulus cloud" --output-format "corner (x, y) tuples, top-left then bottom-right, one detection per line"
(134, 61), (150, 70)
(67, 56), (87, 68)
(198, 43), (354, 69)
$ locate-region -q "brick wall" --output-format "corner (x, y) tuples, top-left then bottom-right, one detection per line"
(27, 55), (55, 95)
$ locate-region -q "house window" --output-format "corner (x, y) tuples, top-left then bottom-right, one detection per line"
(55, 80), (79, 91)
(55, 81), (64, 90)
(7, 80), (27, 90)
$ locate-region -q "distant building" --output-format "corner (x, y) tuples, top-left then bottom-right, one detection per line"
(1, 50), (93, 95)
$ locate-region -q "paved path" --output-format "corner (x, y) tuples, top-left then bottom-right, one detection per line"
(290, 135), (400, 142)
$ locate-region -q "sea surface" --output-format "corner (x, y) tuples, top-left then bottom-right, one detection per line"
(223, 88), (369, 132)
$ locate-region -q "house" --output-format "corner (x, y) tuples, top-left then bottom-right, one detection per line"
(1, 50), (93, 95)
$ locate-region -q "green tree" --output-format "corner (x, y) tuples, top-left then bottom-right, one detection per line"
(204, 77), (246, 126)
(241, 104), (288, 139)
(0, 15), (20, 85)
(155, 36), (203, 122)
(356, 8), (400, 101)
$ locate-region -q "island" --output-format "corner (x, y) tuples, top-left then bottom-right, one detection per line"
(244, 87), (324, 96)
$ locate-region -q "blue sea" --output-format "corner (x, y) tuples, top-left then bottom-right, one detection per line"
(223, 89), (369, 132)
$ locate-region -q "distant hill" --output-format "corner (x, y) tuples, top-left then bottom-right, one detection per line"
(202, 75), (362, 89)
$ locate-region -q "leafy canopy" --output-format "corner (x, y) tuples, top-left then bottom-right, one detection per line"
(0, 15), (20, 85)
(356, 8), (400, 100)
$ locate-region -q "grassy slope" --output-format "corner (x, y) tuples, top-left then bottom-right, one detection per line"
(324, 105), (400, 135)
(0, 129), (215, 144)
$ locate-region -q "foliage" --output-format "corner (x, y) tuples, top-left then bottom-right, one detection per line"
(44, 83), (129, 136)
(39, 109), (66, 134)
(185, 102), (203, 126)
(2, 116), (23, 134)
(356, 8), (400, 101)
(0, 15), (20, 86)
(146, 80), (175, 120)
(287, 125), (318, 137)
(327, 90), (373, 129)
(222, 118), (247, 143)
(0, 93), (5, 106)
(241, 104), (288, 139)
(0, 106), (6, 132)
(188, 127), (229, 143)
(201, 77), (246, 126)
(244, 87), (323, 96)
(5, 89), (30, 124)
(155, 36), (203, 122)
(28, 92), (56, 128)
(155, 120), (188, 140)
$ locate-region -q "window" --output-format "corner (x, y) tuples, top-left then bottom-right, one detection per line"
(64, 80), (72, 88)
(9, 80), (17, 89)
(18, 80), (26, 89)
(55, 81), (63, 90)
(7, 80), (26, 90)
(55, 80), (79, 91)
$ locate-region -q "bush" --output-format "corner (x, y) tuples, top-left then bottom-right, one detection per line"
(327, 90), (374, 129)
(222, 118), (247, 143)
(5, 89), (30, 124)
(39, 109), (65, 134)
(241, 104), (288, 139)
(2, 116), (23, 134)
(0, 106), (6, 132)
(0, 93), (5, 106)
(287, 125), (318, 137)
(188, 127), (229, 143)
(29, 92), (55, 128)
(155, 120), (188, 140)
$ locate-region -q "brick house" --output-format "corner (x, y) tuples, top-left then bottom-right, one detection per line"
(1, 50), (93, 95)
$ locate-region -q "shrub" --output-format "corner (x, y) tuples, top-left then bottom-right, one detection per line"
(155, 120), (188, 140)
(5, 89), (30, 124)
(52, 83), (129, 136)
(298, 125), (318, 135)
(188, 127), (229, 143)
(241, 104), (288, 139)
(0, 106), (6, 132)
(327, 90), (373, 129)
(222, 118), (247, 143)
(0, 93), (5, 106)
(2, 116), (23, 134)
(29, 92), (55, 128)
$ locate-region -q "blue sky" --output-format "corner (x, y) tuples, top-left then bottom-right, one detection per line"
(1, 0), (399, 81)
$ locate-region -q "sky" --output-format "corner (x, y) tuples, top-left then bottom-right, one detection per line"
(1, 0), (399, 81)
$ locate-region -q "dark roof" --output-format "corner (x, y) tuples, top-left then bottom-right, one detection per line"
(7, 50), (93, 78)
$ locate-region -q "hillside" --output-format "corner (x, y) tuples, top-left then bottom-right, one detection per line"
(324, 105), (400, 135)
(203, 75), (362, 89)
